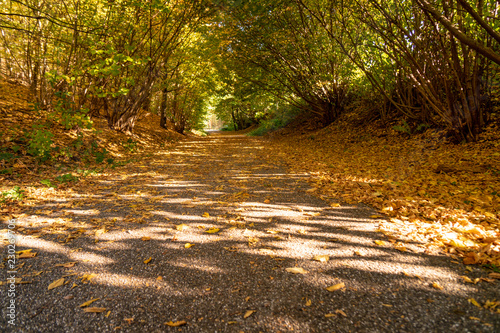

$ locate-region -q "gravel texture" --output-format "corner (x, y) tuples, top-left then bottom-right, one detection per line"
(1, 134), (499, 332)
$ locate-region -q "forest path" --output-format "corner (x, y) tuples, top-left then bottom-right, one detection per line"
(3, 135), (499, 332)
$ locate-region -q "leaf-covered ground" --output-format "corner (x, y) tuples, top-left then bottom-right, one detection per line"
(1, 131), (499, 332)
(1, 81), (500, 331)
(270, 116), (500, 269)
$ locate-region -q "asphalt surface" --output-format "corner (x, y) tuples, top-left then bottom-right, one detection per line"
(1, 135), (499, 332)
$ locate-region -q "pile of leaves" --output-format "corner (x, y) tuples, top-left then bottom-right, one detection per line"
(271, 116), (500, 268)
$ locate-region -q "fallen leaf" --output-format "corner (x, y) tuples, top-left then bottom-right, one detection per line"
(285, 267), (308, 274)
(206, 228), (220, 233)
(305, 299), (312, 306)
(460, 276), (474, 283)
(184, 243), (194, 248)
(18, 252), (37, 259)
(106, 311), (111, 318)
(124, 318), (134, 324)
(325, 313), (335, 318)
(48, 278), (65, 290)
(432, 282), (443, 290)
(335, 309), (347, 317)
(313, 255), (329, 262)
(165, 320), (187, 327)
(143, 257), (152, 264)
(141, 236), (151, 241)
(374, 240), (386, 246)
(55, 262), (77, 268)
(354, 250), (364, 256)
(489, 273), (500, 279)
(469, 316), (480, 321)
(264, 199), (271, 204)
(202, 212), (210, 218)
(326, 282), (345, 291)
(243, 310), (255, 319)
(468, 298), (481, 308)
(175, 224), (189, 231)
(370, 215), (382, 219)
(80, 298), (100, 307)
(83, 307), (107, 313)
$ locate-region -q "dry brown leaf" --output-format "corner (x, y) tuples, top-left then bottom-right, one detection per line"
(80, 298), (100, 307)
(489, 272), (500, 279)
(83, 307), (107, 313)
(326, 282), (345, 292)
(165, 320), (187, 327)
(18, 252), (37, 259)
(432, 282), (443, 290)
(243, 310), (255, 319)
(335, 309), (347, 317)
(175, 224), (189, 231)
(285, 267), (308, 274)
(48, 278), (65, 290)
(313, 255), (329, 262)
(55, 262), (77, 268)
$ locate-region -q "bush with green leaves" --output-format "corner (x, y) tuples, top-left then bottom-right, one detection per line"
(1, 186), (25, 203)
(26, 123), (54, 161)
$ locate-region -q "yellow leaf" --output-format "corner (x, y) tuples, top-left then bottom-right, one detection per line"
(330, 203), (341, 207)
(80, 298), (100, 308)
(48, 278), (65, 290)
(141, 236), (151, 241)
(460, 276), (474, 283)
(175, 224), (189, 231)
(432, 282), (443, 290)
(83, 307), (107, 313)
(335, 309), (347, 317)
(202, 212), (210, 218)
(105, 311), (111, 318)
(326, 282), (345, 292)
(468, 298), (481, 308)
(374, 240), (386, 246)
(313, 255), (329, 263)
(305, 299), (312, 306)
(71, 283), (78, 290)
(243, 310), (255, 319)
(325, 313), (335, 318)
(55, 262), (77, 268)
(143, 257), (152, 264)
(165, 321), (187, 327)
(157, 276), (163, 281)
(354, 250), (364, 256)
(394, 245), (407, 252)
(469, 317), (480, 321)
(184, 243), (194, 248)
(370, 215), (382, 219)
(264, 199), (271, 204)
(206, 228), (220, 234)
(285, 267), (308, 274)
(18, 252), (37, 259)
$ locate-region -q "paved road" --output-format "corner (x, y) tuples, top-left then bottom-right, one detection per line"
(1, 135), (499, 332)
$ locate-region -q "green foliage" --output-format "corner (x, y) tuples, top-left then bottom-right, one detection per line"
(249, 118), (284, 136)
(122, 139), (138, 153)
(56, 173), (79, 183)
(26, 123), (54, 161)
(393, 121), (411, 134)
(1, 186), (25, 203)
(40, 179), (57, 188)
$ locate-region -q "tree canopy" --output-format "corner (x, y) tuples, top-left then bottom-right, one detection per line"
(0, 0), (498, 139)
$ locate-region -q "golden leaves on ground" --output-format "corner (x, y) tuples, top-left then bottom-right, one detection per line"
(141, 236), (151, 241)
(206, 227), (220, 234)
(184, 243), (195, 248)
(202, 212), (210, 218)
(272, 127), (500, 267)
(143, 257), (152, 264)
(326, 282), (345, 291)
(374, 240), (386, 246)
(285, 267), (308, 274)
(48, 278), (64, 290)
